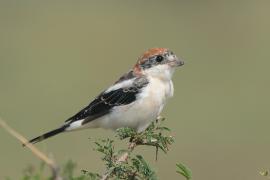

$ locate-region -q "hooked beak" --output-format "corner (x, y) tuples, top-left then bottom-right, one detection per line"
(169, 56), (184, 67)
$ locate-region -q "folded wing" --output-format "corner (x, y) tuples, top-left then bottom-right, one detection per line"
(65, 76), (149, 125)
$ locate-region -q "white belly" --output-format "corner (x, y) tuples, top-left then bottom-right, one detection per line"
(89, 78), (174, 132)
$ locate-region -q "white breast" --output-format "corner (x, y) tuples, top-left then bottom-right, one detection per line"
(89, 77), (174, 132)
(141, 77), (174, 107)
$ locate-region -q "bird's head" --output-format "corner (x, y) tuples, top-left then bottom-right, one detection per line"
(133, 48), (184, 81)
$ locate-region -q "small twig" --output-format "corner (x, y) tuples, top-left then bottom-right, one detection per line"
(0, 117), (62, 180)
(101, 151), (130, 180)
(100, 118), (172, 179)
(117, 152), (129, 163)
(101, 142), (135, 180)
(155, 146), (158, 161)
(101, 169), (111, 180)
(101, 139), (156, 179)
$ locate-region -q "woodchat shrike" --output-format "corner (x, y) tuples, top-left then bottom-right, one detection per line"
(28, 48), (184, 144)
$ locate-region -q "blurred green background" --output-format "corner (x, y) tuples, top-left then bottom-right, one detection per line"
(1, 1), (270, 179)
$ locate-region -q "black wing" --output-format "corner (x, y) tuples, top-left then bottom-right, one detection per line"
(65, 77), (148, 125)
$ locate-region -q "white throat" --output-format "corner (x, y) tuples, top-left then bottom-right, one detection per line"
(143, 64), (175, 82)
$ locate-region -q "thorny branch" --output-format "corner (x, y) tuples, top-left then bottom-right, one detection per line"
(0, 117), (62, 180)
(99, 117), (174, 180)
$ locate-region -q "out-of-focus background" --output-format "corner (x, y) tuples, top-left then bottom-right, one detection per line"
(0, 1), (269, 179)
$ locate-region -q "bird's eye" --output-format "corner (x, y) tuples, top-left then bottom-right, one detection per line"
(155, 55), (164, 62)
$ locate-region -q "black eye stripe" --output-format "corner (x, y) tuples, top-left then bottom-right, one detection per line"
(140, 60), (152, 69)
(140, 54), (166, 69)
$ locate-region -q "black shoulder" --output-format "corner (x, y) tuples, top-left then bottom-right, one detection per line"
(114, 70), (135, 84)
(66, 76), (149, 124)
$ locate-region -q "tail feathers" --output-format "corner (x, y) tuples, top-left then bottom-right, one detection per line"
(24, 125), (68, 146)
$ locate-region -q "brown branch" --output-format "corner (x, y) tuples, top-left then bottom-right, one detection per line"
(99, 118), (172, 179)
(100, 141), (142, 180)
(101, 151), (129, 180)
(101, 142), (133, 180)
(0, 117), (62, 180)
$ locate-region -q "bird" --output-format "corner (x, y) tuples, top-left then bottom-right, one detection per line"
(27, 48), (184, 145)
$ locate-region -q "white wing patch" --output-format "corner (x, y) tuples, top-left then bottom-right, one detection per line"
(105, 78), (136, 93)
(65, 120), (84, 131)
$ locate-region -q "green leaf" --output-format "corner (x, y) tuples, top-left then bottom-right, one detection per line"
(116, 127), (136, 140)
(176, 163), (192, 180)
(131, 155), (157, 180)
(259, 170), (269, 177)
(156, 126), (171, 131)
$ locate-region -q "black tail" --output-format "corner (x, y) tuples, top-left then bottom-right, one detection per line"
(24, 125), (68, 146)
